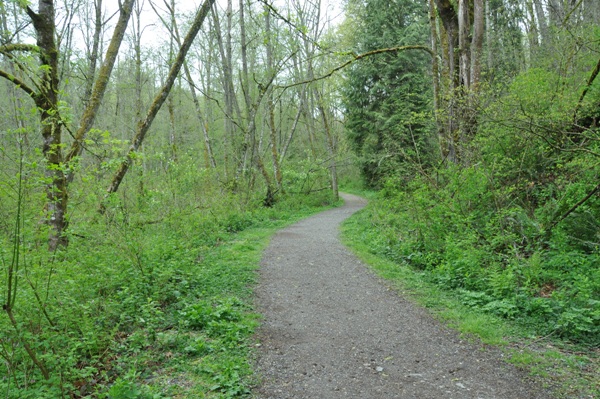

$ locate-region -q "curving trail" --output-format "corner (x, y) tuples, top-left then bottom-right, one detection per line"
(253, 193), (550, 399)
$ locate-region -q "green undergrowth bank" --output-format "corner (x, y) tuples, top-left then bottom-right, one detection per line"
(340, 193), (599, 399)
(0, 189), (336, 399)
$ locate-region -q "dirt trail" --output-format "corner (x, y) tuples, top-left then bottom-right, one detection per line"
(253, 193), (550, 399)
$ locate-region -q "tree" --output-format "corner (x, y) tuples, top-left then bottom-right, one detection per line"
(105, 0), (217, 198)
(0, 0), (134, 250)
(343, 0), (433, 186)
(432, 0), (485, 163)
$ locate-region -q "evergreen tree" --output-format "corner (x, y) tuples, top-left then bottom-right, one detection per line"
(342, 0), (433, 187)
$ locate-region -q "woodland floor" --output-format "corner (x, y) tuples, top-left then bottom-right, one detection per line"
(252, 193), (553, 399)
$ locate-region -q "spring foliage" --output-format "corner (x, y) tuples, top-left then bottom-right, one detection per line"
(342, 2), (600, 346)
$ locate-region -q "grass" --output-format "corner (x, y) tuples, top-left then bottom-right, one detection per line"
(113, 197), (339, 398)
(339, 203), (600, 399)
(0, 186), (338, 399)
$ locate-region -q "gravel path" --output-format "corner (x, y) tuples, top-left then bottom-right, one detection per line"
(253, 193), (550, 399)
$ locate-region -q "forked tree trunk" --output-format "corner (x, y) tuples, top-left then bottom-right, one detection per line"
(433, 0), (484, 164)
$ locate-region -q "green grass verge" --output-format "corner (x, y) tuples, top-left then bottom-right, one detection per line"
(115, 200), (338, 399)
(340, 206), (600, 399)
(0, 188), (337, 399)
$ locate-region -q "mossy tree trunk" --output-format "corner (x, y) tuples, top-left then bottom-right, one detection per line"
(23, 1), (67, 250)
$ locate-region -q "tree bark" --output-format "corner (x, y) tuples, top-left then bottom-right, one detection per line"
(433, 0), (484, 164)
(316, 92), (339, 202)
(164, 0), (217, 169)
(533, 0), (549, 46)
(238, 0), (253, 176)
(429, 0), (443, 156)
(434, 0), (459, 88)
(83, 0), (103, 103)
(211, 4), (238, 179)
(458, 0), (471, 89)
(470, 0), (484, 89)
(27, 1), (68, 250)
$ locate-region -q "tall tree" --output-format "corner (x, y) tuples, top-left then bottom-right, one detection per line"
(343, 0), (432, 186)
(432, 0), (485, 163)
(105, 0), (217, 198)
(0, 0), (132, 249)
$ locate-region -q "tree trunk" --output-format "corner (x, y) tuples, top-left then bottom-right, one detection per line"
(27, 1), (68, 250)
(211, 3), (240, 180)
(316, 92), (339, 202)
(429, 0), (443, 156)
(265, 6), (283, 192)
(485, 0), (492, 70)
(65, 0), (135, 164)
(433, 0), (484, 164)
(434, 0), (459, 162)
(83, 0), (103, 103)
(534, 0), (549, 46)
(163, 0), (217, 169)
(458, 0), (471, 89)
(470, 0), (484, 89)
(238, 0), (253, 176)
(104, 0), (216, 199)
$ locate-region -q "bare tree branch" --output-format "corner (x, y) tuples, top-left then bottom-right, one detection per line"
(279, 45), (433, 89)
(257, 0), (327, 54)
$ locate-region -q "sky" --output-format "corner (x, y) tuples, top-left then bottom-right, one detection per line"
(99, 0), (345, 50)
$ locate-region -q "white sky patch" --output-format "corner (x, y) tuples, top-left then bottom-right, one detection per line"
(97, 0), (343, 50)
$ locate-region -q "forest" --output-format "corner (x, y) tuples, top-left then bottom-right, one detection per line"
(1, 0), (599, 397)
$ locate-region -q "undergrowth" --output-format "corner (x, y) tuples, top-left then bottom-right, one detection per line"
(0, 165), (335, 398)
(341, 187), (599, 399)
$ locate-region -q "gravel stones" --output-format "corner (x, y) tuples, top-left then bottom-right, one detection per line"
(253, 193), (550, 399)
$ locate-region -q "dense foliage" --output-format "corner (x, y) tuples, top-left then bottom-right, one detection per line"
(342, 0), (600, 348)
(2, 0), (600, 396)
(0, 0), (343, 396)
(0, 153), (335, 397)
(342, 0), (434, 186)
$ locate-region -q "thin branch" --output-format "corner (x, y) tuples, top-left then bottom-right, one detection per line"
(548, 181), (600, 232)
(279, 45), (433, 89)
(0, 68), (37, 99)
(65, 0), (135, 164)
(257, 0), (327, 54)
(563, 0), (585, 24)
(103, 0), (216, 201)
(573, 57), (600, 122)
